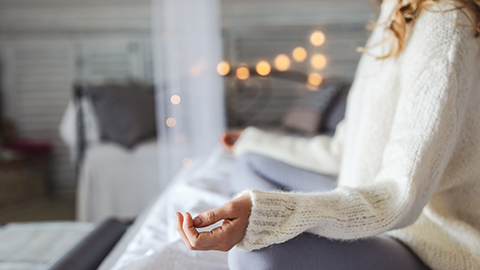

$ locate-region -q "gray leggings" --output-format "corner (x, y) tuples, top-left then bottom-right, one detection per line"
(228, 153), (430, 270)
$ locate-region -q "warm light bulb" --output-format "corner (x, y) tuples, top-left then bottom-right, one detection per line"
(170, 95), (181, 105)
(293, 47), (307, 62)
(182, 157), (192, 167)
(310, 31), (326, 46)
(308, 72), (323, 88)
(236, 65), (250, 80)
(311, 54), (327, 69)
(166, 117), (176, 127)
(275, 54), (291, 71)
(217, 61), (231, 76)
(256, 61), (271, 76)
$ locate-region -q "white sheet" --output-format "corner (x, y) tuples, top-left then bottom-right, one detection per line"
(107, 145), (235, 270)
(77, 140), (162, 222)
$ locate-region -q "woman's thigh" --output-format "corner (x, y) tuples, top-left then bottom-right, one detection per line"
(228, 233), (429, 270)
(230, 153), (337, 194)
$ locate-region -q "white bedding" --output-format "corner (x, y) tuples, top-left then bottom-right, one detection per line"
(103, 145), (235, 270)
(77, 140), (161, 222)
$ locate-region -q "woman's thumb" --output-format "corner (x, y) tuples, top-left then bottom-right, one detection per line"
(193, 205), (231, 227)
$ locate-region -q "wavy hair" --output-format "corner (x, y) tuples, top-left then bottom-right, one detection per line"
(368, 0), (480, 59)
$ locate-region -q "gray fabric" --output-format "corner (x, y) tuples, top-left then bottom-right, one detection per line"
(229, 154), (430, 270)
(230, 153), (336, 194)
(282, 80), (349, 136)
(290, 81), (342, 113)
(320, 82), (350, 134)
(86, 83), (156, 149)
(50, 218), (127, 270)
(229, 233), (429, 270)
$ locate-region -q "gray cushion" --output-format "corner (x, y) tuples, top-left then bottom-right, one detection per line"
(282, 80), (348, 136)
(86, 82), (157, 148)
(320, 82), (350, 134)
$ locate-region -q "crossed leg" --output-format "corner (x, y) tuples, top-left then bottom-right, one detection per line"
(228, 153), (429, 270)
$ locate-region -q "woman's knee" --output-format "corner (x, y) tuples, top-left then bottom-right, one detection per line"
(235, 153), (267, 171)
(228, 246), (285, 270)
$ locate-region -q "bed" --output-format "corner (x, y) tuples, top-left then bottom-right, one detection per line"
(93, 79), (350, 269)
(59, 82), (162, 222)
(98, 144), (235, 270)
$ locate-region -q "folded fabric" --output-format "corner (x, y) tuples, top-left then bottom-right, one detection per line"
(49, 218), (127, 270)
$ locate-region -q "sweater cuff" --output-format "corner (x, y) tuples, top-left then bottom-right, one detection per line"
(234, 189), (302, 251)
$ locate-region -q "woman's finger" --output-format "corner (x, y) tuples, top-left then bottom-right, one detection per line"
(183, 212), (202, 248)
(175, 212), (193, 250)
(193, 203), (233, 228)
(220, 132), (233, 151)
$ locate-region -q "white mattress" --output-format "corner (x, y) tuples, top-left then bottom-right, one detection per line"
(103, 145), (235, 270)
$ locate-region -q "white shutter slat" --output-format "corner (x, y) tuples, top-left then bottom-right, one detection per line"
(4, 38), (76, 193)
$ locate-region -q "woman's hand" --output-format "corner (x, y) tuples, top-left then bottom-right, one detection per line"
(220, 130), (243, 152)
(176, 195), (252, 252)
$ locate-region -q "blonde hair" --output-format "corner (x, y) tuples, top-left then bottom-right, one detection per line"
(372, 0), (480, 59)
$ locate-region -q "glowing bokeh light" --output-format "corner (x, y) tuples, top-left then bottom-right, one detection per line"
(308, 72), (323, 88)
(293, 47), (307, 62)
(236, 65), (250, 80)
(311, 54), (327, 69)
(170, 95), (181, 105)
(310, 31), (326, 46)
(166, 117), (176, 127)
(256, 61), (272, 76)
(274, 54), (291, 71)
(217, 61), (231, 76)
(182, 157), (192, 167)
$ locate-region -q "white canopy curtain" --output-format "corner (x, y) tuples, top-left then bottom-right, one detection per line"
(152, 0), (226, 186)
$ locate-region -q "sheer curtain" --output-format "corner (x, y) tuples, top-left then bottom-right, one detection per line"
(152, 0), (226, 185)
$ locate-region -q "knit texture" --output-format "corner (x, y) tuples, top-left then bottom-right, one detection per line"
(233, 2), (480, 269)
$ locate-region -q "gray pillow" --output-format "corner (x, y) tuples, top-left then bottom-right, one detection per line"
(86, 83), (157, 149)
(320, 82), (351, 135)
(282, 80), (345, 136)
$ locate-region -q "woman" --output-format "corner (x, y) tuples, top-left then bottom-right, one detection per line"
(176, 0), (480, 269)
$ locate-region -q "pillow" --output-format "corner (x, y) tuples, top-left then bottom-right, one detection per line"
(282, 80), (346, 136)
(319, 83), (350, 135)
(85, 82), (157, 149)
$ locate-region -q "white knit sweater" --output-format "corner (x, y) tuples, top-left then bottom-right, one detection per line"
(232, 2), (480, 269)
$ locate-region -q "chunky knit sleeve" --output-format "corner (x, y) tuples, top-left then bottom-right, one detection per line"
(235, 58), (463, 251)
(233, 120), (346, 176)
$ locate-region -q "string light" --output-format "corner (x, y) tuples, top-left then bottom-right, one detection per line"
(310, 31), (326, 46)
(170, 95), (181, 105)
(275, 54), (291, 71)
(166, 117), (176, 127)
(217, 61), (231, 76)
(311, 54), (327, 69)
(293, 47), (307, 62)
(256, 61), (271, 76)
(308, 72), (323, 89)
(182, 157), (192, 167)
(236, 64), (250, 80)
